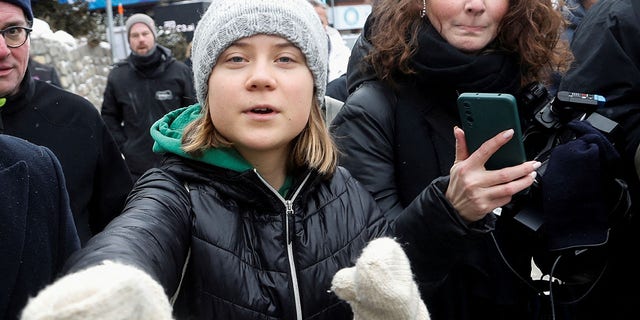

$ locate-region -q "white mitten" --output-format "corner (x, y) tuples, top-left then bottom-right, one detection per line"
(331, 237), (431, 320)
(21, 261), (173, 320)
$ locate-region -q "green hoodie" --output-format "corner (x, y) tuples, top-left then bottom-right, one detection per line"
(150, 104), (292, 195)
(151, 103), (252, 172)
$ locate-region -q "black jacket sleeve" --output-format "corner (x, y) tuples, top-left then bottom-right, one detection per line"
(64, 168), (191, 296)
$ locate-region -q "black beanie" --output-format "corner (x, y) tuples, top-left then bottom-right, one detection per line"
(4, 0), (33, 21)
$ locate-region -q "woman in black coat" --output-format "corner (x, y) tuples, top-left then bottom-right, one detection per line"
(330, 0), (578, 319)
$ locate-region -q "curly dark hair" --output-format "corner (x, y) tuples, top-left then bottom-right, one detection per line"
(366, 0), (572, 87)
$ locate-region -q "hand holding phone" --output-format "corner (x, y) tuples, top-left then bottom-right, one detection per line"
(457, 93), (526, 170)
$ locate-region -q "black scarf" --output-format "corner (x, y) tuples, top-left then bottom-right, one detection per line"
(385, 21), (522, 203)
(129, 45), (165, 77)
(409, 21), (521, 95)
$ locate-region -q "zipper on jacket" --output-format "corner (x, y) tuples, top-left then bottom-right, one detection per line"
(254, 169), (311, 320)
(285, 200), (295, 245)
(284, 199), (302, 320)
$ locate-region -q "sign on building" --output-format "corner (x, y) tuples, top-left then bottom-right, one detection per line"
(329, 5), (371, 31)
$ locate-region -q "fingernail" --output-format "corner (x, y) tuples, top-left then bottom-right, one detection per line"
(530, 171), (537, 179)
(503, 129), (514, 139)
(532, 161), (542, 170)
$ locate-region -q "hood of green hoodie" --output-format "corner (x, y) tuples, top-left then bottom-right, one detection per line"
(151, 104), (252, 172)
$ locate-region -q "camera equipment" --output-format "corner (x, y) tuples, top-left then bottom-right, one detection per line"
(492, 83), (633, 313)
(509, 82), (630, 234)
(516, 82), (620, 179)
(518, 82), (613, 132)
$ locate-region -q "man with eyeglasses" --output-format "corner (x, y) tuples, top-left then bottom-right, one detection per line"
(0, 0), (133, 245)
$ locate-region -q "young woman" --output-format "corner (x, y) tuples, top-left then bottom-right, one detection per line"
(330, 0), (575, 319)
(20, 1), (388, 319)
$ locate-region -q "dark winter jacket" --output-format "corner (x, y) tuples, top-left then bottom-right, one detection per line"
(28, 58), (62, 87)
(0, 69), (133, 245)
(64, 105), (389, 319)
(101, 45), (197, 181)
(560, 0), (640, 178)
(331, 21), (540, 320)
(558, 0), (640, 317)
(0, 134), (80, 320)
(561, 0), (589, 42)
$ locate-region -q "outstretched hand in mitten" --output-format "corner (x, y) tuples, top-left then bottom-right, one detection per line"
(331, 237), (431, 320)
(21, 261), (173, 320)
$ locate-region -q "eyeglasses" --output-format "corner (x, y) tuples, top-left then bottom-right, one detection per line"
(0, 26), (32, 48)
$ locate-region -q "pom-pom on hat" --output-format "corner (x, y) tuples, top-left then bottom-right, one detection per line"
(191, 0), (328, 107)
(125, 13), (158, 40)
(5, 0), (33, 21)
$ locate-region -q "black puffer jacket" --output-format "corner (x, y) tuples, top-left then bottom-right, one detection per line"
(63, 155), (388, 319)
(331, 21), (540, 320)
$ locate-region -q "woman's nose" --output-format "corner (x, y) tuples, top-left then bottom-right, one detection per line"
(464, 0), (486, 15)
(245, 62), (277, 90)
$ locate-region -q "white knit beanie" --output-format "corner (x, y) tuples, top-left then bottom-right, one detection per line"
(20, 261), (173, 320)
(125, 13), (158, 39)
(191, 0), (328, 107)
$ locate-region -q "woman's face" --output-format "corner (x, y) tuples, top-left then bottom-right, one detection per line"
(425, 0), (509, 53)
(207, 34), (314, 162)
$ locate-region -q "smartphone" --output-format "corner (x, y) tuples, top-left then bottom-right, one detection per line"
(457, 92), (526, 170)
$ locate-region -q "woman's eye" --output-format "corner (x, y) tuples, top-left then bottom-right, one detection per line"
(277, 56), (293, 63)
(228, 56), (245, 63)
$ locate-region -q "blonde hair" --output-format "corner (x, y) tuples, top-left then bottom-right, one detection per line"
(181, 96), (338, 177)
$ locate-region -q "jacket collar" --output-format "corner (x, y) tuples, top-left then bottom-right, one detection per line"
(3, 68), (36, 115)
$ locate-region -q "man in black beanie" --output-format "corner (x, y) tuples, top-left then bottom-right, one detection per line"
(101, 13), (196, 182)
(0, 0), (133, 245)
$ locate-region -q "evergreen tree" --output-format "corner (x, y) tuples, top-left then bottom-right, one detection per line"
(32, 0), (100, 38)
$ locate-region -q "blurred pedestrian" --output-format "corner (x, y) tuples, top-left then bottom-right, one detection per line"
(0, 0), (133, 245)
(101, 13), (196, 182)
(28, 57), (61, 87)
(308, 0), (351, 83)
